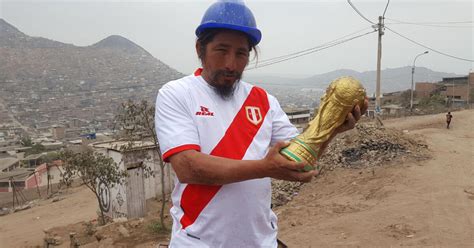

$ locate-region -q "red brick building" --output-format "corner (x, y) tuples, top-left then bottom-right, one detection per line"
(415, 72), (473, 103)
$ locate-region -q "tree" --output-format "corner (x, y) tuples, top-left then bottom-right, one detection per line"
(20, 136), (47, 156)
(25, 143), (46, 156)
(400, 89), (413, 107)
(42, 151), (62, 195)
(42, 151), (60, 164)
(419, 94), (445, 107)
(20, 136), (33, 147)
(60, 148), (128, 225)
(115, 99), (168, 230)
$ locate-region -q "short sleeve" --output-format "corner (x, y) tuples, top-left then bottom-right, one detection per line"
(269, 95), (299, 145)
(155, 82), (200, 162)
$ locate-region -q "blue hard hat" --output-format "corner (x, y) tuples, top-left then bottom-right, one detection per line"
(196, 0), (262, 46)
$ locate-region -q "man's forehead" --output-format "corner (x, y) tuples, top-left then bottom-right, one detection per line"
(209, 31), (250, 49)
(213, 43), (248, 50)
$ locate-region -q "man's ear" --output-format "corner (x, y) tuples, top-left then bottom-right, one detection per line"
(196, 41), (202, 59)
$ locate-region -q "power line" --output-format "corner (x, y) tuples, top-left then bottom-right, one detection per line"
(247, 30), (376, 70)
(382, 0), (390, 18)
(346, 0), (391, 111)
(248, 27), (374, 66)
(246, 30), (377, 71)
(385, 23), (474, 28)
(385, 18), (474, 28)
(347, 0), (375, 24)
(385, 25), (474, 62)
(385, 18), (473, 25)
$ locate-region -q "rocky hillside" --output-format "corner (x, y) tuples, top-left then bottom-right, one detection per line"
(0, 19), (183, 132)
(0, 19), (182, 86)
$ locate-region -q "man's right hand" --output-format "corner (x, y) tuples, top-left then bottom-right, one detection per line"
(261, 141), (318, 183)
(169, 141), (317, 185)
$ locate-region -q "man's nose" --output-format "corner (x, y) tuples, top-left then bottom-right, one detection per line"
(224, 54), (237, 71)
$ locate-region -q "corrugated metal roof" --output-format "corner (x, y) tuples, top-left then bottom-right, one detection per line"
(0, 168), (33, 182)
(0, 157), (19, 171)
(91, 140), (156, 152)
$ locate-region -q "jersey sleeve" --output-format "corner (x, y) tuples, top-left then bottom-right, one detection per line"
(269, 95), (299, 145)
(155, 82), (200, 162)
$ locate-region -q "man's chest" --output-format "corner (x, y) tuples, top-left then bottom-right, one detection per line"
(187, 89), (273, 153)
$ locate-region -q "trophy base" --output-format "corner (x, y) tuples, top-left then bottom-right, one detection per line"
(280, 138), (321, 172)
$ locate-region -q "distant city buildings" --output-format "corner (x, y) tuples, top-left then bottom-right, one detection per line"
(284, 108), (312, 132)
(415, 72), (473, 107)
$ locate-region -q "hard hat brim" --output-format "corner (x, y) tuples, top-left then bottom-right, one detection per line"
(196, 22), (261, 46)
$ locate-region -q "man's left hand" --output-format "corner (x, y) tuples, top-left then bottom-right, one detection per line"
(319, 97), (369, 155)
(334, 97), (369, 134)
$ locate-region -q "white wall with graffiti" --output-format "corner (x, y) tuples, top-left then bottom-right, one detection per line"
(92, 141), (174, 219)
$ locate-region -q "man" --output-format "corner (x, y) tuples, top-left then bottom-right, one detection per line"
(446, 111), (453, 129)
(155, 1), (366, 247)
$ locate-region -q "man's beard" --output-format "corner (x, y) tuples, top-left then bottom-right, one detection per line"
(209, 70), (242, 100)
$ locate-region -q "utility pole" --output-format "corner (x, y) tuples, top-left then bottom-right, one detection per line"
(375, 16), (384, 113)
(347, 0), (390, 114)
(451, 79), (455, 110)
(468, 69), (472, 109)
(410, 51), (429, 112)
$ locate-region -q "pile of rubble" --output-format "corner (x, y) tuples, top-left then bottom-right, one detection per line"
(271, 123), (430, 207)
(0, 199), (41, 216)
(319, 123), (430, 170)
(271, 181), (303, 207)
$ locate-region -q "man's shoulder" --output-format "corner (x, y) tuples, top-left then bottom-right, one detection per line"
(240, 80), (271, 95)
(239, 81), (282, 110)
(156, 75), (200, 105)
(158, 75), (202, 100)
(162, 74), (198, 90)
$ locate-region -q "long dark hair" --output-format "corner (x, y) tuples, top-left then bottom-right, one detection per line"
(196, 28), (259, 63)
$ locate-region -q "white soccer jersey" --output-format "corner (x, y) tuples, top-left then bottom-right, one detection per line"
(155, 69), (298, 248)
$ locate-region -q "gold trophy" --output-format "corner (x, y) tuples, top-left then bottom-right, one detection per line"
(280, 76), (366, 171)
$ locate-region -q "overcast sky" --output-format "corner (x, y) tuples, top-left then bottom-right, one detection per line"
(1, 0), (472, 77)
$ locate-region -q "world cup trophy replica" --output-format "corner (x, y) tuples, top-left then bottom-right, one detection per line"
(280, 76), (366, 171)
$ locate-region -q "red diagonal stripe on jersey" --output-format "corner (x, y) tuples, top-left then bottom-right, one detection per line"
(194, 68), (203, 76)
(179, 86), (270, 229)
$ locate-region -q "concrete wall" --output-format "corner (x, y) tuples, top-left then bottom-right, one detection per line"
(441, 84), (469, 101)
(25, 172), (40, 189)
(415, 82), (437, 99)
(38, 164), (63, 187)
(51, 126), (65, 140)
(101, 149), (128, 219)
(95, 147), (173, 219)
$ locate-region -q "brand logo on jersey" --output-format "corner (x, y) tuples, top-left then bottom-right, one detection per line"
(196, 106), (214, 116)
(245, 106), (262, 125)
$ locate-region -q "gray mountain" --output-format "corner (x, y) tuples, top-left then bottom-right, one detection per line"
(0, 18), (184, 131)
(301, 67), (461, 94)
(245, 67), (461, 94)
(0, 18), (182, 84)
(92, 35), (150, 54)
(0, 18), (71, 48)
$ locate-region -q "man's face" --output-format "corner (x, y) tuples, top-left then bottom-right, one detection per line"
(198, 30), (250, 99)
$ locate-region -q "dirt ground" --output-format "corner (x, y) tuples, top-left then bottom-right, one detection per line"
(0, 186), (98, 247)
(277, 109), (474, 247)
(1, 109), (472, 247)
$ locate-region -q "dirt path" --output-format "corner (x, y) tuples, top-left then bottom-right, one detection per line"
(0, 186), (97, 247)
(0, 96), (31, 133)
(277, 109), (474, 247)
